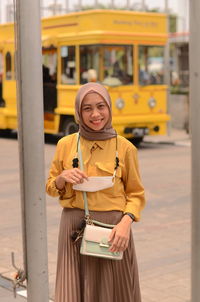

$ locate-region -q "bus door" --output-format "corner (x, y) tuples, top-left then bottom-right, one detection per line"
(42, 46), (57, 117)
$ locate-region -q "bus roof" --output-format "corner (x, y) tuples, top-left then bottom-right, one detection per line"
(0, 9), (167, 46)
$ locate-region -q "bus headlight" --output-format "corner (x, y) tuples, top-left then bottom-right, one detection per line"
(148, 97), (157, 108)
(115, 98), (125, 109)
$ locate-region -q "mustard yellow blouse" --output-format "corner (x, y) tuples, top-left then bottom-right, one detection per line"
(46, 133), (145, 221)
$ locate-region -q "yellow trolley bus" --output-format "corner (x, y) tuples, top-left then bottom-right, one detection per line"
(0, 9), (170, 143)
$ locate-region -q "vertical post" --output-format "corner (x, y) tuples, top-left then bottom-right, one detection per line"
(94, 0), (98, 7)
(164, 0), (170, 85)
(66, 0), (69, 12)
(0, 1), (1, 23)
(164, 0), (171, 135)
(53, 0), (58, 15)
(190, 0), (200, 301)
(40, 0), (44, 17)
(14, 0), (49, 301)
(126, 0), (130, 9)
(78, 0), (82, 11)
(141, 0), (146, 11)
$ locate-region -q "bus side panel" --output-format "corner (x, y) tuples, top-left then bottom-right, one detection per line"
(108, 85), (169, 137)
(2, 80), (17, 129)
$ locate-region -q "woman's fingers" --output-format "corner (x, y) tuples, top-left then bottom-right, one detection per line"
(72, 170), (88, 184)
(61, 168), (88, 184)
(71, 174), (82, 184)
(109, 228), (116, 243)
(109, 229), (125, 252)
(109, 236), (120, 252)
(109, 235), (128, 253)
(74, 168), (88, 180)
(109, 221), (131, 253)
(70, 169), (88, 183)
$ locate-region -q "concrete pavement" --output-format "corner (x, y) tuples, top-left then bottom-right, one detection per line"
(143, 128), (190, 145)
(0, 287), (25, 302)
(0, 276), (26, 301)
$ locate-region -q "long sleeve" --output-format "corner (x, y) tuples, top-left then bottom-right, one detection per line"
(46, 140), (65, 197)
(46, 134), (79, 201)
(123, 146), (145, 221)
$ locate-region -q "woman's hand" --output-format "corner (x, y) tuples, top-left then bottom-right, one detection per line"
(55, 168), (88, 190)
(109, 215), (132, 253)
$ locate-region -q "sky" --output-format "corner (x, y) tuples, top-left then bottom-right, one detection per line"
(0, 0), (189, 31)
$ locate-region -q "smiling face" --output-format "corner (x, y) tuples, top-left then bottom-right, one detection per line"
(81, 92), (110, 131)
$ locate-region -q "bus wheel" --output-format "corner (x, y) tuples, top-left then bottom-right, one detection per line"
(62, 117), (78, 136)
(130, 136), (143, 147)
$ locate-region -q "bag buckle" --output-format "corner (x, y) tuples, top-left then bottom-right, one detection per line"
(99, 238), (110, 248)
(99, 243), (110, 248)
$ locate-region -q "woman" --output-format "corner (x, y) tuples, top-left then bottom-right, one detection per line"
(46, 82), (145, 302)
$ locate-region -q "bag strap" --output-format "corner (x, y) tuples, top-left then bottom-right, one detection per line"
(77, 133), (115, 229)
(77, 133), (89, 217)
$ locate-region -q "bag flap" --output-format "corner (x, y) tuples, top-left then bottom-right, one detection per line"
(84, 225), (112, 244)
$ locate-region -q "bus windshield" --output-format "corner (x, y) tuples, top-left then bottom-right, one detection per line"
(139, 45), (164, 85)
(80, 45), (133, 86)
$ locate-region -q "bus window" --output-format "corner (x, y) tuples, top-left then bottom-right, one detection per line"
(42, 47), (57, 112)
(80, 45), (100, 84)
(43, 48), (57, 83)
(139, 46), (164, 85)
(102, 45), (133, 86)
(13, 52), (16, 80)
(61, 46), (76, 84)
(79, 45), (133, 86)
(5, 52), (12, 80)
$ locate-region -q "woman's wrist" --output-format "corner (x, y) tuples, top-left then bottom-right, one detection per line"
(55, 175), (66, 190)
(121, 214), (133, 225)
(123, 212), (135, 223)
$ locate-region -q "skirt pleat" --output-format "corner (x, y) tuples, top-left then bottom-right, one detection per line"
(55, 208), (141, 302)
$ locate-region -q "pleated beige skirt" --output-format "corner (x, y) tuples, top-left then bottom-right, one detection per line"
(55, 208), (141, 302)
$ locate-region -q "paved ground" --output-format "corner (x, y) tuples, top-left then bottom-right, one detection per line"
(0, 129), (191, 301)
(138, 130), (190, 302)
(0, 287), (25, 302)
(143, 128), (190, 145)
(0, 276), (26, 301)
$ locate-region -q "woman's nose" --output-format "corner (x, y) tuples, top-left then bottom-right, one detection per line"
(91, 108), (100, 117)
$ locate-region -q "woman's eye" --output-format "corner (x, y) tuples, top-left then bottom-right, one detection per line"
(83, 107), (91, 111)
(98, 104), (105, 109)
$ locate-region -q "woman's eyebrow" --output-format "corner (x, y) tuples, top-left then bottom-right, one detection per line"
(82, 103), (92, 107)
(82, 102), (105, 107)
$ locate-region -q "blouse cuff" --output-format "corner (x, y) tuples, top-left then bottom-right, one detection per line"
(53, 180), (66, 196)
(124, 206), (140, 222)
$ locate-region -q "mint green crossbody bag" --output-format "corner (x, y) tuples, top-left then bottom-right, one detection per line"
(76, 134), (123, 260)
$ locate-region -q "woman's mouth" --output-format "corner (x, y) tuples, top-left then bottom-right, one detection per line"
(90, 119), (103, 125)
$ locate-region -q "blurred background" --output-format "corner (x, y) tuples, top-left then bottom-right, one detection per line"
(0, 1), (191, 302)
(0, 0), (190, 132)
